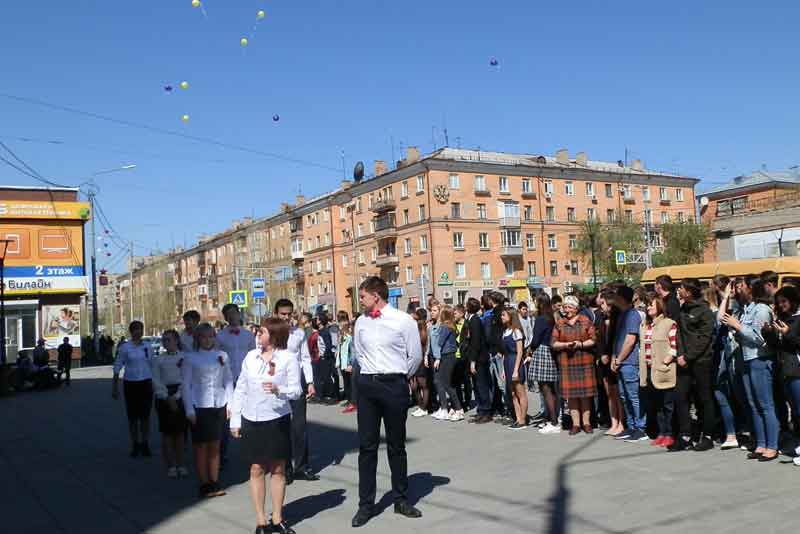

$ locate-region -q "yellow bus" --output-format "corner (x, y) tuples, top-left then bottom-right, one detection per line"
(641, 257), (800, 288)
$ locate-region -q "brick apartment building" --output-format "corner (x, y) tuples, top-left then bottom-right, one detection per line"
(113, 147), (697, 329)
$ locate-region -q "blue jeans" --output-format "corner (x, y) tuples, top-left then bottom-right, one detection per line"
(715, 353), (751, 436)
(786, 378), (800, 423)
(743, 358), (779, 450)
(618, 365), (645, 431)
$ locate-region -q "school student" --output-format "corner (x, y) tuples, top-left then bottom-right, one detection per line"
(151, 329), (188, 478)
(112, 320), (154, 458)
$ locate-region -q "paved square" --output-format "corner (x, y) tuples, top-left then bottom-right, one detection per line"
(1, 367), (797, 534)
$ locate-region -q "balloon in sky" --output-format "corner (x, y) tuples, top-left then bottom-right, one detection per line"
(191, 0), (201, 7)
(180, 81), (189, 90)
(240, 37), (249, 47)
(163, 85), (173, 92)
(181, 114), (190, 123)
(489, 57), (499, 67)
(272, 114), (280, 122)
(257, 10), (265, 20)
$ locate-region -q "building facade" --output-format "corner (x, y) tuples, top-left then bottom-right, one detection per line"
(699, 168), (800, 261)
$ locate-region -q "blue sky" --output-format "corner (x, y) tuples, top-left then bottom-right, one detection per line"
(1, 1), (798, 271)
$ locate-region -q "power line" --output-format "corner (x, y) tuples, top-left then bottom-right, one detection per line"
(0, 92), (342, 173)
(0, 141), (71, 188)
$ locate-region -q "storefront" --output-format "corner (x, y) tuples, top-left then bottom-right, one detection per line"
(497, 278), (530, 304)
(437, 272), (495, 305)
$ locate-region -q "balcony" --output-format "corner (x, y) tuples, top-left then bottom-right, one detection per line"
(474, 187), (491, 197)
(522, 191), (537, 200)
(373, 214), (397, 239)
(499, 245), (523, 257)
(498, 216), (521, 228)
(371, 197), (396, 213)
(376, 254), (399, 267)
(291, 248), (304, 261)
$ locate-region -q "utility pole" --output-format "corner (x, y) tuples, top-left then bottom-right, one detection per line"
(87, 186), (99, 355)
(589, 230), (598, 292)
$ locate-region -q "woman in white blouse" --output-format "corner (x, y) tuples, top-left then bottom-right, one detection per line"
(112, 320), (154, 458)
(181, 322), (233, 499)
(230, 317), (302, 534)
(151, 329), (188, 478)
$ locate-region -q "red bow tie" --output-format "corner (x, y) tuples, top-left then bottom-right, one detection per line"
(230, 328), (240, 335)
(369, 309), (382, 319)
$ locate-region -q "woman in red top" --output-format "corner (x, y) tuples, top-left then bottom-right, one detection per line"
(551, 295), (597, 435)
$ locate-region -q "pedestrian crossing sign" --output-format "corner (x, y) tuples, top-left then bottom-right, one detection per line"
(615, 250), (626, 266)
(229, 290), (248, 307)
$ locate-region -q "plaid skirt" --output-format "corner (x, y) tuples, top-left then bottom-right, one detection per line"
(528, 345), (558, 383)
(558, 350), (597, 399)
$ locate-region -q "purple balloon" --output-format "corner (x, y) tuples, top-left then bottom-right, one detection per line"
(489, 58), (499, 67)
(272, 114), (280, 122)
(164, 85), (173, 92)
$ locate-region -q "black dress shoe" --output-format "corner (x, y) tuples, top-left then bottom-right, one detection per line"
(667, 437), (693, 452)
(254, 524), (270, 534)
(693, 437), (714, 452)
(140, 443), (152, 457)
(351, 508), (374, 528)
(130, 443), (140, 458)
(272, 521), (296, 534)
(394, 501), (422, 518)
(758, 453), (779, 462)
(295, 469), (320, 481)
(747, 451), (763, 460)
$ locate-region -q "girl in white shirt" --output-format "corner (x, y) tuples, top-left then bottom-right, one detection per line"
(151, 329), (188, 478)
(230, 317), (301, 534)
(181, 322), (233, 499)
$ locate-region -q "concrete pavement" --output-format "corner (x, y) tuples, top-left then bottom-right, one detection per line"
(1, 366), (798, 534)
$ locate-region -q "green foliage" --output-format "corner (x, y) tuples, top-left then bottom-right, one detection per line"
(575, 218), (645, 283)
(652, 222), (711, 267)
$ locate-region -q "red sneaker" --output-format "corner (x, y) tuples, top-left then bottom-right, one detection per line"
(342, 404), (357, 414)
(651, 436), (665, 446)
(660, 436), (675, 448)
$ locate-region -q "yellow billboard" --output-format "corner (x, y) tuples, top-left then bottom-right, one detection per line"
(0, 201), (90, 220)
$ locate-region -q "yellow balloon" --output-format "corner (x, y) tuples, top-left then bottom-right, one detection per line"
(191, 0), (200, 8)
(180, 81), (189, 90)
(181, 114), (190, 123)
(257, 10), (265, 20)
(240, 37), (249, 47)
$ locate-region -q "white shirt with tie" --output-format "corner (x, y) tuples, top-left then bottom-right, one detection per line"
(216, 325), (257, 382)
(113, 341), (153, 382)
(181, 348), (234, 418)
(352, 304), (423, 376)
(287, 326), (314, 385)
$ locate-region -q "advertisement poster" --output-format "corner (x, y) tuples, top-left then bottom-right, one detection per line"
(42, 305), (81, 349)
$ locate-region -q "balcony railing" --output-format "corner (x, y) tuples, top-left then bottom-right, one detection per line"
(499, 245), (523, 256)
(498, 216), (521, 228)
(474, 186), (491, 196)
(376, 254), (399, 267)
(715, 191), (800, 218)
(371, 197), (396, 213)
(373, 214), (397, 238)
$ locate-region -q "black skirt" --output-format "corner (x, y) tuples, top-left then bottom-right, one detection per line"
(191, 406), (226, 443)
(155, 384), (187, 434)
(123, 379), (153, 421)
(240, 415), (291, 466)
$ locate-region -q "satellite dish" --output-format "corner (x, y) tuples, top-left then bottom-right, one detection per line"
(353, 161), (364, 182)
(700, 196), (709, 207)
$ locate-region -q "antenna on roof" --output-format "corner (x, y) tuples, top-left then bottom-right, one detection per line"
(443, 128), (449, 147)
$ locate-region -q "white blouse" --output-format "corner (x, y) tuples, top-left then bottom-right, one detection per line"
(229, 348), (302, 430)
(287, 327), (314, 385)
(151, 351), (184, 400)
(181, 349), (234, 418)
(113, 341), (153, 382)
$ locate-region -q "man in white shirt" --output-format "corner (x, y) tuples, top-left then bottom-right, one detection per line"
(180, 310), (201, 352)
(274, 298), (319, 483)
(351, 276), (423, 528)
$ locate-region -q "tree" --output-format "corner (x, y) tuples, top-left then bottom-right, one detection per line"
(576, 217), (645, 285)
(652, 222), (711, 267)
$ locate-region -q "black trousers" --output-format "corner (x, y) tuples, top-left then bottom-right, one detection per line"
(473, 360), (492, 416)
(350, 362), (360, 404)
(357, 373), (409, 509)
(58, 357), (71, 385)
(317, 358), (336, 399)
(435, 353), (462, 412)
(289, 378), (310, 473)
(342, 370), (352, 401)
(453, 357), (473, 409)
(675, 360), (715, 438)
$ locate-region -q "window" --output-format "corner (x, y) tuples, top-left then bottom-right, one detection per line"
(527, 261), (537, 276)
(676, 188), (684, 201)
(449, 174), (460, 189)
(607, 209), (616, 223)
(585, 182), (595, 197)
(358, 250), (365, 264)
(504, 260), (514, 276)
(309, 284), (315, 297)
(306, 238), (312, 251)
(453, 232), (464, 249)
(549, 260), (558, 276)
(570, 260), (579, 276)
(316, 260), (322, 274)
(477, 203), (487, 219)
(325, 258), (331, 272)
(318, 283), (323, 295)
(501, 230), (521, 247)
(567, 207), (576, 222)
(499, 176), (509, 192)
(523, 205), (533, 221)
(404, 238), (411, 255)
(418, 204), (426, 221)
(678, 211), (686, 223)
(419, 234), (428, 251)
(315, 236), (321, 248)
(324, 232), (330, 245)
(451, 203), (461, 218)
(455, 262), (466, 279)
(660, 187), (669, 201)
(644, 209), (652, 225)
(405, 266), (413, 283)
(357, 224), (363, 238)
(421, 264), (430, 280)
(522, 178), (532, 194)
(499, 201), (519, 219)
(479, 232), (489, 249)
(371, 247), (377, 262)
(323, 210), (329, 222)
(368, 195), (373, 209)
(622, 184), (632, 199)
(401, 181), (409, 198)
(605, 183), (613, 198)
(587, 208), (596, 221)
(342, 254), (348, 267)
(480, 262), (491, 280)
(548, 234), (557, 250)
(355, 198), (362, 212)
(569, 234), (577, 249)
(546, 206), (555, 222)
(544, 180), (554, 195)
(526, 233), (536, 250)
(474, 175), (487, 191)
(339, 206), (346, 219)
(403, 209), (409, 225)
(565, 181), (574, 196)
(661, 212), (670, 224)
(416, 175), (424, 193)
(643, 186), (650, 202)
(624, 209), (633, 223)
(369, 221), (375, 234)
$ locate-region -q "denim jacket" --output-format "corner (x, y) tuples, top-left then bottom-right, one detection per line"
(736, 302), (774, 362)
(428, 323), (442, 360)
(438, 326), (457, 356)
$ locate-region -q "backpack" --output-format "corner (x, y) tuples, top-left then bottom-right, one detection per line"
(308, 331), (320, 362)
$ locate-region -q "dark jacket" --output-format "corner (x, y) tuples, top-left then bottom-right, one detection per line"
(57, 342), (73, 365)
(678, 300), (715, 363)
(773, 314), (800, 379)
(463, 314), (489, 363)
(482, 306), (504, 355)
(319, 327), (334, 360)
(530, 315), (553, 352)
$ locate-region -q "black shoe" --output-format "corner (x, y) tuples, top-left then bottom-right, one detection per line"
(140, 443), (152, 457)
(747, 451), (763, 460)
(667, 437), (693, 452)
(254, 524), (270, 534)
(130, 443), (140, 458)
(693, 437), (714, 452)
(758, 452), (779, 462)
(199, 483), (212, 498)
(394, 501), (422, 519)
(272, 521), (296, 534)
(530, 412), (546, 424)
(295, 469), (320, 481)
(351, 507), (374, 528)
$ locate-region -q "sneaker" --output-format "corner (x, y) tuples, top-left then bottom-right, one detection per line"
(448, 409), (456, 418)
(167, 467), (178, 479)
(177, 466), (190, 477)
(410, 407), (427, 417)
(342, 404), (357, 414)
(667, 436), (694, 452)
(660, 436), (675, 448)
(508, 422), (526, 430)
(539, 423), (561, 435)
(614, 430), (633, 440)
(624, 430), (648, 443)
(651, 436), (666, 447)
(794, 456), (800, 467)
(449, 410), (465, 422)
(794, 445), (800, 456)
(720, 438), (739, 450)
(431, 409), (447, 420)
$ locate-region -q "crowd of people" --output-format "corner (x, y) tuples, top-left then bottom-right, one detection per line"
(106, 270), (800, 532)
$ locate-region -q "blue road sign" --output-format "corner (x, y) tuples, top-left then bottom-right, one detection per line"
(229, 290), (248, 307)
(252, 278), (266, 299)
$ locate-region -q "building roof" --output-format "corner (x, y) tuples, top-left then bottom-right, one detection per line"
(701, 167), (800, 197)
(0, 184), (80, 193)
